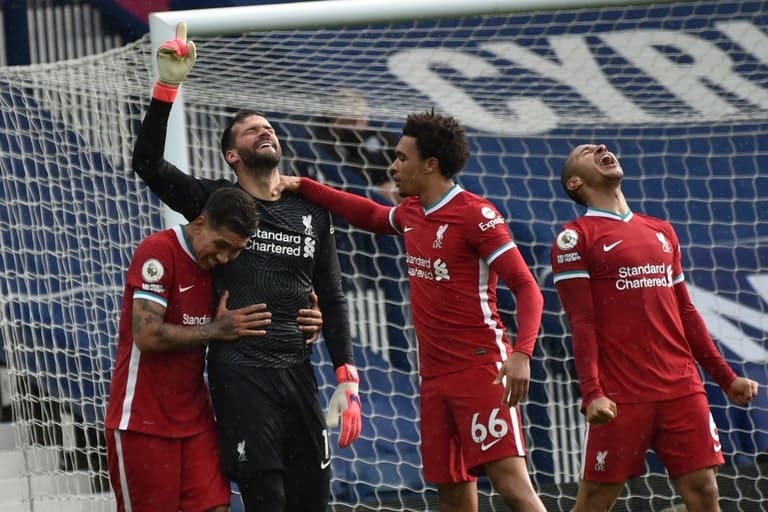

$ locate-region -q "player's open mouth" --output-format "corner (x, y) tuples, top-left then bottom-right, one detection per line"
(598, 153), (618, 168)
(257, 141), (274, 150)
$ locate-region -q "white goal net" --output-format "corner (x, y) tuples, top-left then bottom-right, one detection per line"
(0, 0), (766, 510)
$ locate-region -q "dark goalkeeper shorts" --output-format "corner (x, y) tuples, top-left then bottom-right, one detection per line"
(207, 361), (331, 480)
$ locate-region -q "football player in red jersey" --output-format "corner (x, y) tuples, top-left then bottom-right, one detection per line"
(278, 111), (546, 512)
(551, 143), (759, 511)
(106, 187), (322, 512)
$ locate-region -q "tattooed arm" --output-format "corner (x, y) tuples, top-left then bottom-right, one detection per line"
(132, 292), (271, 352)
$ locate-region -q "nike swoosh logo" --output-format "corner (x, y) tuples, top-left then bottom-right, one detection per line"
(480, 438), (502, 451)
(404, 226), (414, 232)
(320, 458), (332, 469)
(179, 284), (195, 293)
(602, 240), (623, 252)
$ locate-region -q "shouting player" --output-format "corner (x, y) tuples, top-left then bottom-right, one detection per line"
(551, 143), (759, 511)
(130, 23), (361, 511)
(279, 110), (546, 512)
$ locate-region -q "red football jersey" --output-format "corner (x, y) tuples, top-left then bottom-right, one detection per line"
(390, 186), (522, 378)
(106, 226), (217, 437)
(551, 209), (705, 403)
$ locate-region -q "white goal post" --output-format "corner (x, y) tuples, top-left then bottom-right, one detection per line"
(0, 0), (766, 511)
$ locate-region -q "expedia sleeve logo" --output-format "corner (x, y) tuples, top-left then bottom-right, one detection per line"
(477, 206), (505, 231)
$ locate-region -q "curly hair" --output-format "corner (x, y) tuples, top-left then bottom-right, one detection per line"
(203, 187), (259, 238)
(402, 110), (470, 179)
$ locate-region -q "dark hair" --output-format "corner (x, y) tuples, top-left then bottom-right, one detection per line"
(203, 187), (259, 238)
(220, 109), (266, 161)
(560, 160), (587, 206)
(402, 110), (470, 179)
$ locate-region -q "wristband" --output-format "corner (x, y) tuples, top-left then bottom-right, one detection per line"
(152, 82), (179, 103)
(335, 364), (359, 383)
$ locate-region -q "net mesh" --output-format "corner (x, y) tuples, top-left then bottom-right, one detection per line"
(0, 1), (766, 510)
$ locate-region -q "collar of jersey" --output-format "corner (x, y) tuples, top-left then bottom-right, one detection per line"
(424, 184), (463, 215)
(173, 225), (198, 262)
(585, 207), (634, 222)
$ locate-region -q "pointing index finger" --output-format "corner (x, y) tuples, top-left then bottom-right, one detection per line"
(176, 22), (187, 42)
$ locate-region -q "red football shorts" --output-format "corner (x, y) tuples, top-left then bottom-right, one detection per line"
(420, 363), (528, 484)
(106, 428), (231, 512)
(581, 392), (724, 483)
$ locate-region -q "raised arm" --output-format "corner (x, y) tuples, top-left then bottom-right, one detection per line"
(131, 22), (216, 221)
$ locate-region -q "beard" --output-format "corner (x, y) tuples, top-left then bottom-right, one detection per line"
(240, 145), (282, 175)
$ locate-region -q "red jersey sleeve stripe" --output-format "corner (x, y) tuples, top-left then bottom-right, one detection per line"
(133, 290), (167, 307)
(487, 241), (517, 265)
(553, 270), (590, 283)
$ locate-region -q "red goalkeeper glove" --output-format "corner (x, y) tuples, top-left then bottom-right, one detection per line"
(153, 22), (197, 103)
(325, 364), (362, 448)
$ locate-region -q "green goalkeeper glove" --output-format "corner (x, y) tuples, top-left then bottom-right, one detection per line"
(153, 22), (197, 103)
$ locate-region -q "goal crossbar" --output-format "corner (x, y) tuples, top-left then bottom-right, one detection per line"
(149, 0), (701, 37)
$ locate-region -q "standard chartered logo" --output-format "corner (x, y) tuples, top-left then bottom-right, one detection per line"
(434, 258), (450, 281)
(245, 229), (315, 258)
(615, 263), (673, 291)
(303, 236), (316, 258)
(182, 313), (211, 325)
(405, 254), (451, 281)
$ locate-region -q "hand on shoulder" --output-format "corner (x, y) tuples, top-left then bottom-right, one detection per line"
(272, 174), (302, 198)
